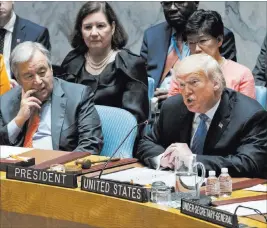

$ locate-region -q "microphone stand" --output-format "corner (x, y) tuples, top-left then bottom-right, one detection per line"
(98, 119), (152, 179)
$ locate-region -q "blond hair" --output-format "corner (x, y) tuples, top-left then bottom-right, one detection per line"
(173, 53), (226, 93)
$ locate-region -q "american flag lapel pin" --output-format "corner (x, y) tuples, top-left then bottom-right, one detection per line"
(17, 39), (20, 43)
(218, 122), (223, 128)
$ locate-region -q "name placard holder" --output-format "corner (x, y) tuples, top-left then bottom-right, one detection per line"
(181, 199), (238, 228)
(6, 166), (77, 188)
(81, 176), (149, 203)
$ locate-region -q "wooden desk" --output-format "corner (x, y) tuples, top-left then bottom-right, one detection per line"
(0, 149), (266, 227)
(1, 170), (266, 227)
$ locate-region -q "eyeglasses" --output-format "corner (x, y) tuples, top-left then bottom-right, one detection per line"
(160, 1), (188, 8)
(186, 38), (213, 47)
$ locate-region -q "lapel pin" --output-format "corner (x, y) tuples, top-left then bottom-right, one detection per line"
(17, 39), (20, 43)
(218, 122), (223, 128)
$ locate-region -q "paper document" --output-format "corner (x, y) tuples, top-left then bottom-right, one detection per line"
(243, 184), (267, 192)
(217, 200), (267, 216)
(0, 146), (34, 159)
(103, 167), (176, 187)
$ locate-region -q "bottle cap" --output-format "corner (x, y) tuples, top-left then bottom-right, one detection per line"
(221, 168), (228, 173)
(209, 170), (216, 176)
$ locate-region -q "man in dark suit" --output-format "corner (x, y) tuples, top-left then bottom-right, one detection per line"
(0, 1), (51, 81)
(253, 34), (267, 87)
(0, 41), (103, 153)
(140, 1), (237, 101)
(136, 54), (267, 178)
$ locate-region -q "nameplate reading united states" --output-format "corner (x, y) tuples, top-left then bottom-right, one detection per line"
(6, 166), (77, 188)
(81, 176), (149, 202)
(181, 199), (238, 228)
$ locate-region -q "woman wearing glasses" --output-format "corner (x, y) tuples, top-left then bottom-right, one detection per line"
(168, 9), (255, 99)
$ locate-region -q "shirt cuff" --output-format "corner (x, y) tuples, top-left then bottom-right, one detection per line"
(7, 119), (22, 144)
(151, 153), (164, 170)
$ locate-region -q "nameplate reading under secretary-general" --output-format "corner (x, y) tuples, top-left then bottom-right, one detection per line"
(181, 199), (238, 228)
(81, 176), (149, 202)
(6, 166), (77, 188)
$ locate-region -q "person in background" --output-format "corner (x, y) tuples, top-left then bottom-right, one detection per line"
(61, 1), (148, 123)
(140, 1), (237, 103)
(137, 54), (267, 178)
(0, 54), (10, 95)
(0, 1), (51, 84)
(168, 10), (255, 99)
(253, 34), (267, 87)
(0, 41), (103, 153)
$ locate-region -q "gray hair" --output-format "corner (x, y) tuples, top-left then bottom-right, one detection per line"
(10, 41), (52, 78)
(173, 53), (226, 94)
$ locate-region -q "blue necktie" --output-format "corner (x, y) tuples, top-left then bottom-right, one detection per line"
(191, 114), (209, 155)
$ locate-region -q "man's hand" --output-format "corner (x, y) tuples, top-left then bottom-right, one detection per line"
(154, 88), (168, 101)
(9, 79), (18, 89)
(14, 89), (42, 128)
(160, 143), (192, 169)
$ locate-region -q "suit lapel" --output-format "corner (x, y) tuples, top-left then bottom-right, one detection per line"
(205, 90), (232, 152)
(51, 79), (66, 150)
(11, 17), (26, 51)
(155, 23), (172, 87)
(178, 103), (194, 145)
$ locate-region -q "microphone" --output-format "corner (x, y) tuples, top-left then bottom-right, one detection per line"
(98, 118), (154, 179)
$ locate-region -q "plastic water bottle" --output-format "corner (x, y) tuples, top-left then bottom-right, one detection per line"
(206, 170), (220, 199)
(218, 168), (232, 197)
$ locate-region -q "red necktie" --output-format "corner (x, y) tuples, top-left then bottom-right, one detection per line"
(23, 111), (40, 148)
(161, 47), (179, 84)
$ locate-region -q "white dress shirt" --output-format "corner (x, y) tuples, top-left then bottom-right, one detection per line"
(7, 99), (53, 150)
(3, 11), (16, 79)
(154, 99), (221, 169)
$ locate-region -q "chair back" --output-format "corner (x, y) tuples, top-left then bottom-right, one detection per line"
(255, 86), (267, 109)
(95, 105), (137, 158)
(148, 77), (155, 100)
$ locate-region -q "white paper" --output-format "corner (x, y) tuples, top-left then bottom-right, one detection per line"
(217, 200), (267, 216)
(243, 184), (267, 192)
(0, 146), (33, 159)
(102, 167), (176, 187)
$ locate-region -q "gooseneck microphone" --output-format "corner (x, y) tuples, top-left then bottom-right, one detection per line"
(98, 119), (154, 179)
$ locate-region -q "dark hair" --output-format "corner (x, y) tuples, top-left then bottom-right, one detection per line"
(71, 1), (128, 53)
(185, 9), (224, 39)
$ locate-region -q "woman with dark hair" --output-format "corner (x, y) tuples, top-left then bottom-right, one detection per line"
(61, 1), (148, 123)
(168, 9), (256, 99)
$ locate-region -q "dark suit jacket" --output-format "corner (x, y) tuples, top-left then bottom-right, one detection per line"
(136, 89), (267, 178)
(11, 16), (51, 52)
(253, 34), (267, 87)
(60, 49), (149, 123)
(140, 22), (237, 88)
(0, 78), (103, 153)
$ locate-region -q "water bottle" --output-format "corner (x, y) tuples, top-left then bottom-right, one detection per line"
(206, 170), (220, 199)
(218, 168), (232, 197)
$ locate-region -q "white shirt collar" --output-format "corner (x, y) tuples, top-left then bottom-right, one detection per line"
(4, 11), (16, 33)
(194, 99), (221, 122)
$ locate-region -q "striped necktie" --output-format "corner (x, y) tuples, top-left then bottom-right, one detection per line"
(191, 114), (209, 155)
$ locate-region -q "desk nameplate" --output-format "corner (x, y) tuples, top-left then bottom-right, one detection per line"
(6, 166), (77, 188)
(81, 176), (149, 202)
(181, 199), (238, 228)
